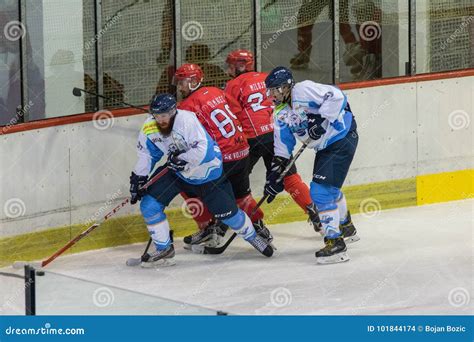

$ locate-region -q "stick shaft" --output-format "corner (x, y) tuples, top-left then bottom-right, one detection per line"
(39, 168), (168, 267)
(41, 199), (129, 267)
(77, 88), (148, 112)
(208, 142), (311, 255)
(250, 142), (308, 219)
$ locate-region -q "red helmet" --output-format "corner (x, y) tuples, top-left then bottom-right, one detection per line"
(226, 49), (254, 72)
(174, 63), (204, 82)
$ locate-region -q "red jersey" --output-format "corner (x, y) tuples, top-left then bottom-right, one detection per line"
(178, 87), (249, 162)
(224, 71), (274, 139)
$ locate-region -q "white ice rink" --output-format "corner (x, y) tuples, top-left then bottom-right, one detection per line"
(1, 199), (473, 315)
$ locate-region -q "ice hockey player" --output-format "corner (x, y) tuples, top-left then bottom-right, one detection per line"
(224, 49), (321, 231)
(173, 63), (273, 249)
(264, 66), (359, 264)
(129, 93), (274, 267)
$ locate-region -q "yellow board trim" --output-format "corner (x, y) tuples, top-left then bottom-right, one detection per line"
(2, 171), (471, 268)
(416, 169), (474, 205)
(0, 177), (417, 268)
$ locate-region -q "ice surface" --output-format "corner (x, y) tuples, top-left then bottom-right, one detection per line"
(1, 200), (472, 315)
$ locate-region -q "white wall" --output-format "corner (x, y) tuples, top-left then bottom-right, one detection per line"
(1, 76), (473, 238)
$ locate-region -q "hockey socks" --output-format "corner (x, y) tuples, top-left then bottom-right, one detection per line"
(283, 173), (312, 212)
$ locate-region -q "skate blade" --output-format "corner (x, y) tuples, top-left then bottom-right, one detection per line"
(344, 234), (360, 244)
(316, 251), (350, 265)
(140, 258), (176, 268)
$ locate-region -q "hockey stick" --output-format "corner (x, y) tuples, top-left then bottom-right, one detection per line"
(125, 238), (152, 266)
(72, 87), (149, 113)
(12, 168), (168, 269)
(125, 229), (174, 267)
(194, 141), (310, 255)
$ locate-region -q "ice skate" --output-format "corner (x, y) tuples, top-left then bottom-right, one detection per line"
(141, 244), (176, 268)
(306, 203), (322, 235)
(315, 237), (349, 264)
(340, 211), (360, 243)
(183, 221), (227, 249)
(248, 234), (274, 257)
(253, 219), (273, 243)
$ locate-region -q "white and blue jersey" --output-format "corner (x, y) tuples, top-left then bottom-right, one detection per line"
(273, 80), (353, 158)
(134, 109), (223, 185)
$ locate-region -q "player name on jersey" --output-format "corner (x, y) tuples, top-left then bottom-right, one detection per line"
(249, 81), (266, 92)
(204, 94), (226, 109)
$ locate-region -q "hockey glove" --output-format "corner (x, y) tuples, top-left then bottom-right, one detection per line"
(130, 172), (148, 205)
(264, 156), (288, 203)
(167, 153), (187, 172)
(307, 113), (326, 141)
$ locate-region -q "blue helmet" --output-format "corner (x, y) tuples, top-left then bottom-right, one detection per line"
(264, 66), (294, 89)
(150, 93), (177, 115)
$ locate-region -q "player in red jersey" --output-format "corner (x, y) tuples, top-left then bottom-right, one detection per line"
(174, 63), (273, 248)
(224, 49), (321, 230)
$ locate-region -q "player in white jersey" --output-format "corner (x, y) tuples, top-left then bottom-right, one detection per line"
(129, 94), (274, 267)
(263, 67), (359, 264)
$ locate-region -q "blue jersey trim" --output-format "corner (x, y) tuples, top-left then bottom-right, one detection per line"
(278, 120), (297, 156)
(325, 110), (353, 148)
(146, 138), (164, 172)
(175, 134), (223, 185)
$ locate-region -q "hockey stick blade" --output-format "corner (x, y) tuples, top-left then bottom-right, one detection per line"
(125, 229), (171, 267)
(72, 87), (82, 97)
(125, 257), (142, 267)
(198, 232), (238, 255)
(125, 241), (152, 267)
